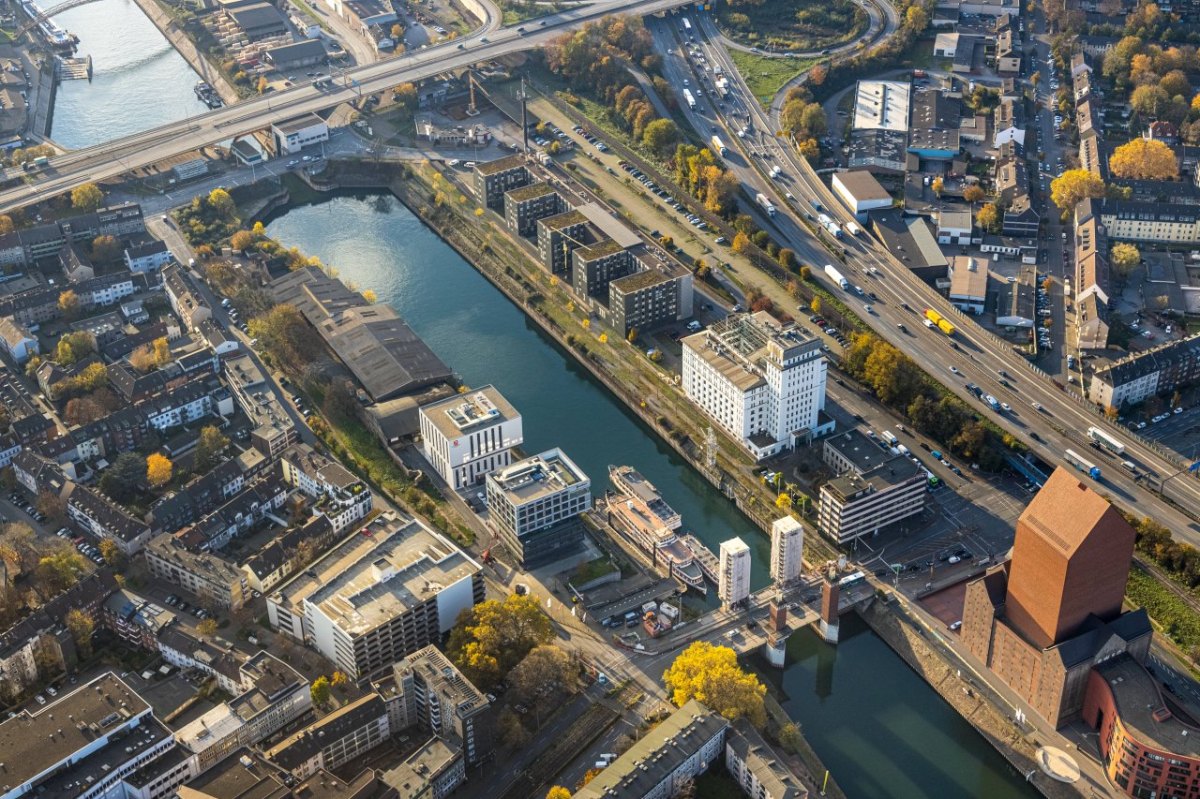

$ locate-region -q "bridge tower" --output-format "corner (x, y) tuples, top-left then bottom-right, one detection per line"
(818, 566), (841, 644)
(761, 598), (791, 668)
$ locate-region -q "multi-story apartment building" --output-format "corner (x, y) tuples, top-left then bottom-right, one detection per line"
(536, 210), (589, 278)
(62, 481), (154, 554)
(174, 652), (311, 775)
(718, 537), (751, 608)
(136, 376), (229, 433)
(267, 511), (483, 679)
(145, 533), (250, 610)
(485, 448), (591, 568)
(473, 155), (529, 210)
(374, 645), (493, 766)
(224, 356), (298, 458)
(504, 181), (565, 236)
(608, 265), (690, 337)
(278, 443), (373, 533)
(682, 312), (828, 461)
(725, 720), (807, 799)
(101, 588), (177, 651)
(1100, 198), (1200, 244)
(381, 738), (467, 799)
(0, 203), (144, 269)
(163, 264), (212, 330)
(574, 700), (728, 799)
(1087, 334), (1200, 410)
(769, 516), (804, 589)
(571, 239), (634, 300)
(264, 695), (390, 778)
(418, 385), (523, 490)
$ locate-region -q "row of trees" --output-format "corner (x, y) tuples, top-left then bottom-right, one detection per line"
(839, 331), (1012, 471)
(779, 85), (828, 160)
(671, 143), (741, 216)
(230, 221), (324, 272)
(1133, 515), (1200, 587)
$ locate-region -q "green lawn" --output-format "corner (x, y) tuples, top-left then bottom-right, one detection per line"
(1126, 566), (1200, 657)
(716, 0), (867, 54)
(728, 50), (819, 106)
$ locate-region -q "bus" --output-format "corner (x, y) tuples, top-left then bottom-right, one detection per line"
(681, 16), (692, 32)
(1087, 426), (1126, 455)
(1064, 449), (1102, 480)
(838, 571), (866, 588)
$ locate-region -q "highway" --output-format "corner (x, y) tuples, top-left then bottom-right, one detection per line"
(665, 12), (1200, 545)
(0, 0), (696, 213)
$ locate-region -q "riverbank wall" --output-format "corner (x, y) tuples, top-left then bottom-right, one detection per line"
(280, 160), (844, 797)
(858, 597), (1082, 799)
(130, 0), (240, 104)
(292, 158), (798, 542)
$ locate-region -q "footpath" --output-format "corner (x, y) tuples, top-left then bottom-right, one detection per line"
(130, 0), (240, 104)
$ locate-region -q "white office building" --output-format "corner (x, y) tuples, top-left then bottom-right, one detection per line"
(682, 312), (827, 461)
(419, 385), (523, 490)
(770, 516), (804, 589)
(719, 537), (751, 609)
(486, 448), (591, 567)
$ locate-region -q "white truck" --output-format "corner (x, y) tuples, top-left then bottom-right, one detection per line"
(711, 135), (728, 156)
(755, 192), (777, 217)
(825, 264), (849, 290)
(683, 88), (696, 110)
(881, 430), (898, 446)
(845, 221), (861, 236)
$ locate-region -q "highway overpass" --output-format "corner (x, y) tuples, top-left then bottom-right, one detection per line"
(0, 0), (694, 213)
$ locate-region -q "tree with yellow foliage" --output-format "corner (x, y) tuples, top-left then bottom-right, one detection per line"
(1050, 169), (1106, 215)
(146, 453), (173, 489)
(1110, 242), (1141, 277)
(731, 231), (751, 255)
(662, 641), (767, 727)
(447, 593), (554, 689)
(810, 297), (821, 314)
(775, 492), (792, 510)
(1109, 137), (1179, 180)
(546, 788), (571, 799)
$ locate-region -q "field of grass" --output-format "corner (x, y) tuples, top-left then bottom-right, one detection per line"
(727, 50), (819, 106)
(1127, 566), (1200, 656)
(716, 0), (867, 54)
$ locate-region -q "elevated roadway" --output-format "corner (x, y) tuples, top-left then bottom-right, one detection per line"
(0, 0), (693, 212)
(675, 13), (1200, 544)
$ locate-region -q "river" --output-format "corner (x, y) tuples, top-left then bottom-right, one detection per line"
(265, 191), (1040, 799)
(51, 0), (210, 149)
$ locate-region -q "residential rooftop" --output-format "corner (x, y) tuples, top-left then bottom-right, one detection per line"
(574, 700), (728, 799)
(474, 154), (526, 176)
(505, 181), (558, 203)
(611, 267), (672, 294)
(273, 510), (479, 637)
